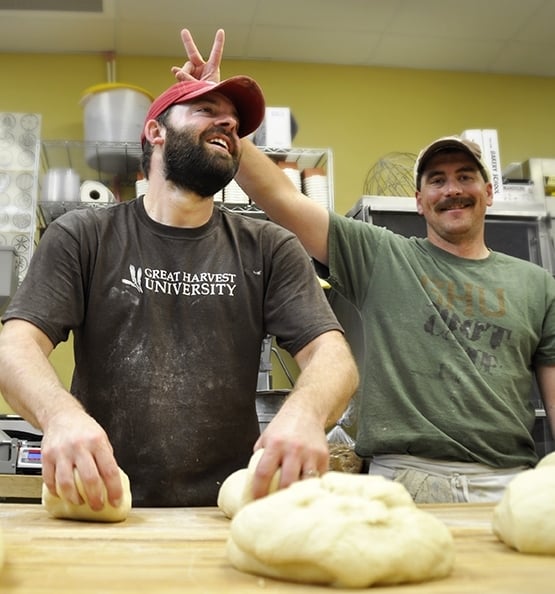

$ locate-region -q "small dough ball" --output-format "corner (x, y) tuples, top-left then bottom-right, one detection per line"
(227, 472), (454, 587)
(493, 458), (555, 554)
(42, 467), (132, 523)
(218, 449), (281, 518)
(217, 468), (250, 519)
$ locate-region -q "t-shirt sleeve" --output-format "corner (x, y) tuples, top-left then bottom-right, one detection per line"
(532, 270), (555, 366)
(1, 215), (87, 346)
(325, 211), (388, 308)
(262, 230), (342, 357)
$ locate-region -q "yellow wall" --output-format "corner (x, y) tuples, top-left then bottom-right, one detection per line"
(1, 51), (555, 410)
(3, 52), (555, 213)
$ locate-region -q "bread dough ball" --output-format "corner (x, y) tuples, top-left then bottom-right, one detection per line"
(218, 449), (281, 518)
(227, 472), (455, 587)
(42, 467), (132, 523)
(492, 454), (555, 554)
(536, 450), (555, 468)
(217, 468), (250, 519)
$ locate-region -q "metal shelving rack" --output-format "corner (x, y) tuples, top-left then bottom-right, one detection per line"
(38, 141), (334, 228)
(38, 140), (141, 228)
(40, 140), (142, 185)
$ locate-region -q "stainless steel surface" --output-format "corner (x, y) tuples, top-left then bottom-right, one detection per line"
(255, 389), (289, 432)
(0, 246), (17, 315)
(0, 416), (42, 476)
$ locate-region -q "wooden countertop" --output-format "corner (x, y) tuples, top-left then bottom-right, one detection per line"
(0, 474), (42, 501)
(0, 502), (553, 593)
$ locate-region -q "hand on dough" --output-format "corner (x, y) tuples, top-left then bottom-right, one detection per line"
(218, 449), (281, 518)
(252, 406), (329, 498)
(42, 467), (132, 523)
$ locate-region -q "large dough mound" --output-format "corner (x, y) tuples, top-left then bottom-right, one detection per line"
(536, 450), (555, 468)
(218, 448), (280, 519)
(42, 467), (132, 523)
(492, 452), (555, 554)
(227, 471), (455, 588)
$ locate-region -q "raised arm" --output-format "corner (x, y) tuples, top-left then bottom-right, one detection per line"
(173, 28), (332, 265)
(236, 140), (331, 265)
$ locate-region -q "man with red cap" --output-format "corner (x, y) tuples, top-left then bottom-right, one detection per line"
(0, 48), (358, 508)
(173, 29), (555, 503)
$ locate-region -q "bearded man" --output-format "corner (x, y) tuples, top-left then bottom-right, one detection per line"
(0, 77), (358, 508)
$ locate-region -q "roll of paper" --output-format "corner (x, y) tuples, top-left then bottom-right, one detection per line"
(80, 180), (115, 204)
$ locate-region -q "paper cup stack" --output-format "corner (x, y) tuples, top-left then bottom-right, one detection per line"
(278, 161), (302, 191)
(223, 179), (249, 204)
(302, 167), (328, 208)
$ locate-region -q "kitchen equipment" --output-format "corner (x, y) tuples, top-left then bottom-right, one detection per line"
(0, 415), (42, 475)
(363, 152), (417, 197)
(255, 389), (289, 432)
(40, 168), (80, 202)
(81, 82), (153, 175)
(0, 246), (17, 315)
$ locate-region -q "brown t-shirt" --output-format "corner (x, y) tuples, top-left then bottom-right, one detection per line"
(3, 197), (341, 506)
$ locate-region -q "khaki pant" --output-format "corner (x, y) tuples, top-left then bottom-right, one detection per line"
(368, 454), (528, 504)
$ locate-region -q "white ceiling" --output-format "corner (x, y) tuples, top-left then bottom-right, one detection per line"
(1, 0), (555, 77)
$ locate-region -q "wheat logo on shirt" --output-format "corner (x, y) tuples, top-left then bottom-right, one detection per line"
(121, 265), (237, 297)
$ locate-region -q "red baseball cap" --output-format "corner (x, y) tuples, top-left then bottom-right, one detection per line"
(141, 76), (265, 144)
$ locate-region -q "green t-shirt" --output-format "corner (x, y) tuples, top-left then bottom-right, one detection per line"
(325, 212), (555, 468)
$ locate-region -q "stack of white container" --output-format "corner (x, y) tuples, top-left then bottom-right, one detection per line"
(278, 161), (302, 191)
(223, 179), (249, 204)
(302, 167), (329, 208)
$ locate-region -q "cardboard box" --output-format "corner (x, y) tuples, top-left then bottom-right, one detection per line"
(461, 128), (504, 200)
(253, 107), (292, 148)
(481, 129), (504, 200)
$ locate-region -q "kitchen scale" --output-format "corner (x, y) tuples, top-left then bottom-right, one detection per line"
(0, 414), (42, 474)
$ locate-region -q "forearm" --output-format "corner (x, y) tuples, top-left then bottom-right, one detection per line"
(534, 364), (555, 444)
(251, 330), (357, 497)
(0, 320), (122, 508)
(0, 320), (83, 431)
(285, 330), (358, 430)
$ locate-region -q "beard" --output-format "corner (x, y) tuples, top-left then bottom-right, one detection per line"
(162, 123), (240, 198)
